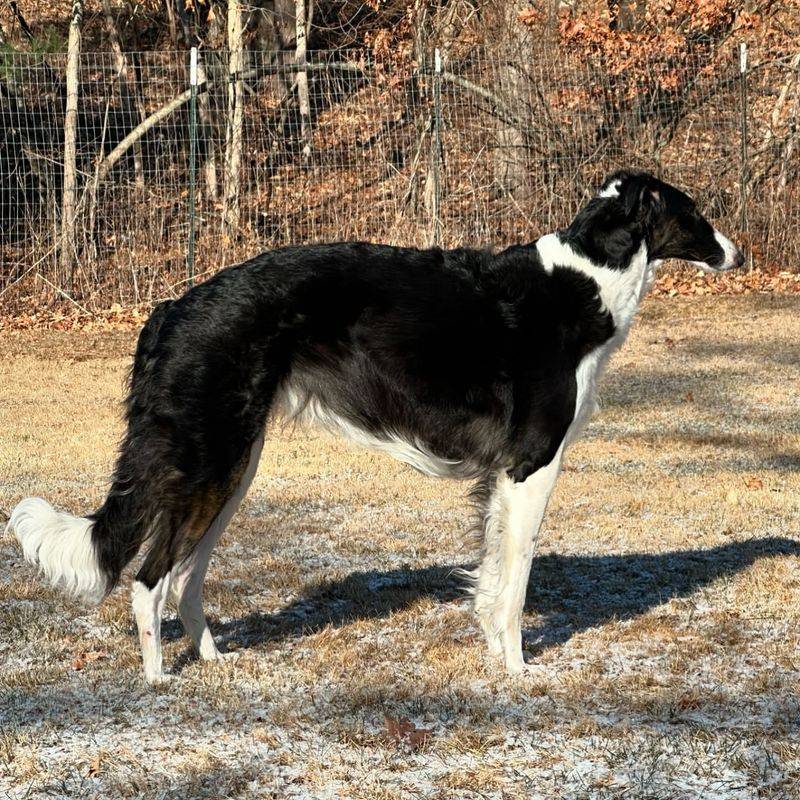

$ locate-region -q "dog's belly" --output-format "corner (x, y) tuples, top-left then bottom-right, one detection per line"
(275, 382), (468, 478)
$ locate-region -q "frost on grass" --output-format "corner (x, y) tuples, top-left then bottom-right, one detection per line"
(1, 295), (800, 799)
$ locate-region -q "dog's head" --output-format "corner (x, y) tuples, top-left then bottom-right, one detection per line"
(569, 170), (744, 272)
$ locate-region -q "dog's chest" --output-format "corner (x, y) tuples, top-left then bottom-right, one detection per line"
(568, 340), (614, 442)
(567, 295), (638, 442)
(563, 253), (652, 442)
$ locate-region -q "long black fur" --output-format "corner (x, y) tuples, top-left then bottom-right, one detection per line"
(87, 169), (739, 593)
(90, 242), (614, 590)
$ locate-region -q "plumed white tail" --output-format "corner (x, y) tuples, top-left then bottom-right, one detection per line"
(6, 497), (108, 604)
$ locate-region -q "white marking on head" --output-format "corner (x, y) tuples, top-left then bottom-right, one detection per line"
(598, 180), (622, 198)
(689, 229), (743, 272)
(714, 230), (742, 269)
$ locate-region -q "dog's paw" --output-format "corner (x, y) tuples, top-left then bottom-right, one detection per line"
(201, 648), (240, 664)
(504, 651), (549, 681)
(215, 650), (241, 663)
(517, 662), (549, 681)
(145, 671), (173, 687)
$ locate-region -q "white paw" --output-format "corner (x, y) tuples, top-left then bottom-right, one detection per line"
(145, 671), (173, 687)
(504, 654), (526, 675)
(517, 662), (549, 680)
(200, 648), (240, 664)
(476, 618), (503, 658)
(504, 651), (548, 680)
(485, 638), (503, 659)
(216, 650), (240, 663)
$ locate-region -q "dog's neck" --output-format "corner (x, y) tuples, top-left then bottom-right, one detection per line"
(535, 232), (656, 337)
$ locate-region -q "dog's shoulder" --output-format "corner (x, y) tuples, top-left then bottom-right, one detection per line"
(477, 242), (616, 359)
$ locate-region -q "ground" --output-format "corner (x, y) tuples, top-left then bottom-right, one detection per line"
(1, 294), (800, 800)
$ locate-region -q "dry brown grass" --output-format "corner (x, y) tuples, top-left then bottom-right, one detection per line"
(1, 294), (800, 798)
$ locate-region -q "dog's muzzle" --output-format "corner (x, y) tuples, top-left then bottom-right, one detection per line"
(713, 230), (745, 271)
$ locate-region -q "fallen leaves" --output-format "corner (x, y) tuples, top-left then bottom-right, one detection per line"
(0, 305), (147, 333)
(652, 267), (800, 298)
(70, 650), (108, 671)
(381, 715), (432, 751)
(86, 752), (103, 778)
(726, 476), (766, 505)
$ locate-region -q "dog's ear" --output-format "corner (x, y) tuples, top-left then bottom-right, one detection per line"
(621, 177), (662, 219)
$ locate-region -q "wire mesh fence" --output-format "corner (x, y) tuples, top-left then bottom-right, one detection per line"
(0, 43), (798, 308)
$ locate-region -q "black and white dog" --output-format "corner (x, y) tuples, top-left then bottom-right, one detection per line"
(8, 170), (743, 682)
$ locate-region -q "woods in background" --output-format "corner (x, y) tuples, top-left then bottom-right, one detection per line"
(0, 1), (798, 308)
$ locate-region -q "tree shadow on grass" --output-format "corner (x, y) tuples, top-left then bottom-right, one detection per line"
(211, 536), (800, 657)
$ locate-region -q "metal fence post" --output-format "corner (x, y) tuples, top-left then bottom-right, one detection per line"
(431, 47), (442, 247)
(187, 46), (198, 288)
(738, 42), (752, 271)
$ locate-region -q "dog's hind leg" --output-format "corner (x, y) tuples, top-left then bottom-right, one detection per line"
(473, 447), (564, 675)
(132, 572), (172, 684)
(471, 484), (507, 659)
(169, 433), (265, 661)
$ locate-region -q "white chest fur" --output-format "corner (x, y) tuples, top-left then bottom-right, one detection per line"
(536, 234), (655, 440)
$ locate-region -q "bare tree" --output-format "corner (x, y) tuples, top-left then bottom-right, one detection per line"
(60, 0), (82, 290)
(164, 0), (179, 46)
(295, 0), (312, 159)
(172, 4), (219, 200)
(222, 0), (244, 237)
(492, 1), (532, 200)
(196, 52), (219, 201)
(102, 0), (145, 189)
(8, 0), (34, 42)
(421, 1), (471, 220)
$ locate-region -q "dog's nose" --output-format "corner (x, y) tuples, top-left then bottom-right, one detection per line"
(733, 249), (745, 269)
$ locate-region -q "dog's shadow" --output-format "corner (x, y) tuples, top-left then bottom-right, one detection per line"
(167, 536), (799, 664)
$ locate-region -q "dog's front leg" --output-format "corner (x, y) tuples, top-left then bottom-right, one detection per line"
(474, 446), (564, 674)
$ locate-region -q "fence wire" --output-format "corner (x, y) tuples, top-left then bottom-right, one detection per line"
(0, 44), (798, 307)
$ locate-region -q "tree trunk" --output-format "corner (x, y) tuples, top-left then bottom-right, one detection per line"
(222, 0), (244, 238)
(609, 0), (647, 31)
(91, 62), (364, 185)
(493, 2), (531, 200)
(60, 0), (82, 292)
(295, 0), (312, 159)
(102, 0), (145, 189)
(197, 54), (218, 201)
(420, 1), (467, 223)
(164, 0), (179, 46)
(9, 1), (34, 42)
